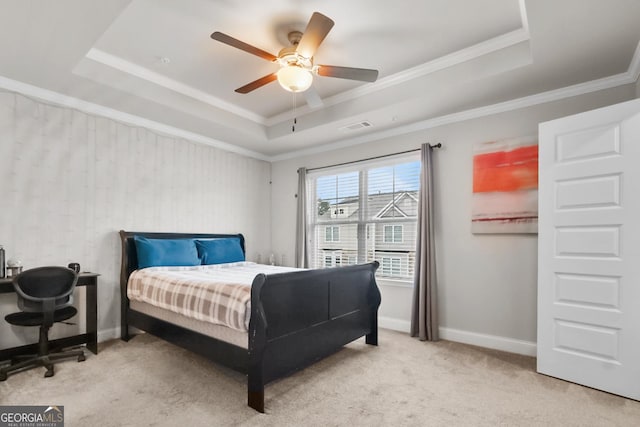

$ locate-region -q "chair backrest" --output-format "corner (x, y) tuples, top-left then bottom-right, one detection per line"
(12, 266), (78, 313)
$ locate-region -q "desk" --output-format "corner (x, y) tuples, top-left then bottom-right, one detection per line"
(0, 272), (99, 361)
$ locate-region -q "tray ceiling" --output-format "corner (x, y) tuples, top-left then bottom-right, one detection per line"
(0, 0), (638, 158)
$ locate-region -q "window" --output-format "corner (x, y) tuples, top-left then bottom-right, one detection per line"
(307, 156), (420, 281)
(383, 225), (403, 243)
(323, 250), (342, 267)
(325, 226), (340, 242)
(381, 257), (402, 276)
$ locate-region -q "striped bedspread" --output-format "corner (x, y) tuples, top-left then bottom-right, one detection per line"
(127, 262), (298, 332)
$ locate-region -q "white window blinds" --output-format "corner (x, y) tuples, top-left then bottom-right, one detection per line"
(306, 154), (420, 281)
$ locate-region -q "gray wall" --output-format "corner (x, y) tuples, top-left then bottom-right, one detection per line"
(0, 92), (271, 349)
(1, 82), (636, 354)
(271, 84), (636, 350)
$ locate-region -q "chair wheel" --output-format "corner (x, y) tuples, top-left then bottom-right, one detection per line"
(44, 367), (54, 378)
(0, 372), (6, 381)
(78, 354), (86, 362)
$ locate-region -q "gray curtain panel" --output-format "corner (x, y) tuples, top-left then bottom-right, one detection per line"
(295, 167), (309, 268)
(411, 143), (439, 341)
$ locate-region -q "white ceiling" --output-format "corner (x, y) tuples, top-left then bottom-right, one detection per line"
(0, 0), (639, 159)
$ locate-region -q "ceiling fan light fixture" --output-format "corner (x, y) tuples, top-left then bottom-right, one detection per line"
(277, 65), (313, 93)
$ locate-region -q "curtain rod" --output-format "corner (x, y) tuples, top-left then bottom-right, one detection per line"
(304, 143), (441, 172)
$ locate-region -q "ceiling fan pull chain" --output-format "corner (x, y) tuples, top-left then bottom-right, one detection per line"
(292, 92), (297, 132)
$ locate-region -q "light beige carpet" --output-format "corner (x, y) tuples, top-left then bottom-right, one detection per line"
(1, 329), (639, 426)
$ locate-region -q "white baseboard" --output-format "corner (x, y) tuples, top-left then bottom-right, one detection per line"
(379, 316), (411, 333)
(98, 320), (536, 357)
(439, 327), (537, 356)
(97, 327), (120, 343)
(378, 318), (537, 357)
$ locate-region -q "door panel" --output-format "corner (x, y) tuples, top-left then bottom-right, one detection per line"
(555, 174), (620, 209)
(538, 98), (640, 401)
(554, 273), (620, 308)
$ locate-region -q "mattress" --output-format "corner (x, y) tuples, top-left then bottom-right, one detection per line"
(127, 262), (298, 332)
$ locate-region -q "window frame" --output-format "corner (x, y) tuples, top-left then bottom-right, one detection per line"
(306, 153), (420, 283)
(383, 224), (403, 243)
(381, 256), (402, 276)
(323, 250), (342, 267)
(324, 225), (340, 242)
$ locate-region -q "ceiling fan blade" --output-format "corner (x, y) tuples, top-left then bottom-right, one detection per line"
(211, 32), (277, 62)
(317, 65), (379, 82)
(296, 12), (335, 59)
(235, 73), (278, 94)
(304, 86), (324, 109)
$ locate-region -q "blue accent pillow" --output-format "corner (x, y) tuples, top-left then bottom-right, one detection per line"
(196, 238), (245, 265)
(134, 236), (201, 269)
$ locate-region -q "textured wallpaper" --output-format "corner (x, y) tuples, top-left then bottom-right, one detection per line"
(0, 92), (271, 347)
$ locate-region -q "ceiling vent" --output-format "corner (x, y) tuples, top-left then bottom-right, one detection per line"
(339, 121), (373, 132)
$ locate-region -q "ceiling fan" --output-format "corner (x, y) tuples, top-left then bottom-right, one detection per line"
(210, 12), (379, 95)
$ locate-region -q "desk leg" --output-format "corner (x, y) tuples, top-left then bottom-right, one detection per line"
(86, 281), (98, 354)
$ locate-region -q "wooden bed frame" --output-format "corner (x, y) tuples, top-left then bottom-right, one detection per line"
(119, 230), (381, 413)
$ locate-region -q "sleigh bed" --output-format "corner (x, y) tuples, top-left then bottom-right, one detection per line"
(119, 230), (381, 413)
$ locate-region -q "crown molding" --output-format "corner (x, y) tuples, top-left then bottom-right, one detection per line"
(85, 48), (267, 125)
(268, 70), (635, 162)
(628, 39), (640, 82)
(2, 33), (638, 165)
(0, 74), (270, 161)
(518, 0), (530, 35)
(1, 64), (635, 165)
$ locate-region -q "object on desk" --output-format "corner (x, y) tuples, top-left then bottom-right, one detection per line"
(269, 253), (275, 266)
(68, 262), (80, 273)
(6, 259), (23, 278)
(0, 266), (86, 381)
(0, 245), (4, 279)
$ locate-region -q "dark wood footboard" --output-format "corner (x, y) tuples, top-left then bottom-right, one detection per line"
(247, 262), (381, 412)
(118, 230), (380, 413)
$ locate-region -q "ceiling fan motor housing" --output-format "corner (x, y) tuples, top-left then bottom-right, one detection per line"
(278, 47), (313, 69)
(287, 30), (303, 46)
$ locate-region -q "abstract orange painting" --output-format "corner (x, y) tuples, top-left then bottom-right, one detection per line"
(472, 137), (538, 233)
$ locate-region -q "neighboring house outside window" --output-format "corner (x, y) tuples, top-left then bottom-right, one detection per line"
(306, 156), (420, 282)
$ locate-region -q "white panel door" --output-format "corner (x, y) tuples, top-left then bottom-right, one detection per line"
(538, 98), (640, 400)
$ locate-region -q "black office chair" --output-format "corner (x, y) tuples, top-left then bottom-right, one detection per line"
(0, 266), (85, 381)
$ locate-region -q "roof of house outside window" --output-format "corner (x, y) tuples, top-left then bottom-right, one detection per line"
(317, 191), (418, 220)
